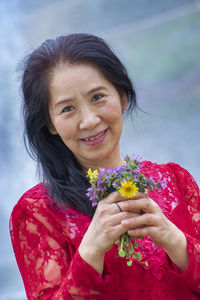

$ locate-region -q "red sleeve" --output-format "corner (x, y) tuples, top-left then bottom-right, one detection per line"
(9, 189), (110, 299)
(167, 163), (200, 294)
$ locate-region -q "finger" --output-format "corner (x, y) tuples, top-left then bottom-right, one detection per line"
(103, 211), (140, 226)
(131, 192), (149, 199)
(109, 202), (124, 214)
(119, 197), (159, 214)
(99, 211), (129, 227)
(126, 211), (141, 218)
(111, 223), (134, 237)
(101, 191), (127, 205)
(117, 200), (142, 214)
(111, 212), (132, 226)
(121, 213), (159, 228)
(101, 211), (127, 226)
(109, 201), (142, 216)
(115, 202), (123, 213)
(127, 226), (156, 237)
(96, 200), (127, 217)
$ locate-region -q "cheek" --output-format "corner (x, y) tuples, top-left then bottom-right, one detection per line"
(54, 118), (76, 140)
(103, 101), (123, 122)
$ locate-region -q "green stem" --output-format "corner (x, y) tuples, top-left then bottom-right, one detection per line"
(119, 234), (126, 257)
(120, 235), (124, 252)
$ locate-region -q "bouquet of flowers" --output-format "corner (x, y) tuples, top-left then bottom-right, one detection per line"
(86, 154), (165, 266)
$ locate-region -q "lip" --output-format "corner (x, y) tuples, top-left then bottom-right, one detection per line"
(81, 129), (107, 140)
(80, 129), (108, 146)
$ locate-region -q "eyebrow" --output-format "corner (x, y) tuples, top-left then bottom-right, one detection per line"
(54, 98), (72, 109)
(86, 85), (106, 96)
(54, 85), (106, 109)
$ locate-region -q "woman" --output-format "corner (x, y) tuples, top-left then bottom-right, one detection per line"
(10, 33), (200, 299)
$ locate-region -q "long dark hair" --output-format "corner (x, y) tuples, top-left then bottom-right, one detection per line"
(21, 33), (137, 217)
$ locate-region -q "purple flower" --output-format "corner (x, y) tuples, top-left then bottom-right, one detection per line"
(129, 153), (142, 161)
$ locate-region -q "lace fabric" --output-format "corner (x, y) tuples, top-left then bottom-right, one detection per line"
(9, 162), (200, 299)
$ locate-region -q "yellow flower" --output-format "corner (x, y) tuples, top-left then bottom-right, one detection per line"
(118, 180), (139, 198)
(87, 168), (98, 183)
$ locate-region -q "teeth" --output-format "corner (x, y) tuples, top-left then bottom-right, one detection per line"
(85, 132), (103, 141)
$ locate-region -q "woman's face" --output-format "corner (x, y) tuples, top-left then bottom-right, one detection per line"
(48, 63), (127, 170)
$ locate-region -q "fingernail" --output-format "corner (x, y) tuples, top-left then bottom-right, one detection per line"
(121, 220), (129, 225)
(128, 231), (134, 235)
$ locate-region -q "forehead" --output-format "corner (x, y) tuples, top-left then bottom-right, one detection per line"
(49, 62), (108, 88)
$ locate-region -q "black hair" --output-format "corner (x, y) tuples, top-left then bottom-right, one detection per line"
(21, 33), (137, 217)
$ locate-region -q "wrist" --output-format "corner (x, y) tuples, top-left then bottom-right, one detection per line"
(164, 223), (186, 253)
(79, 241), (105, 275)
(164, 227), (189, 273)
(79, 240), (105, 260)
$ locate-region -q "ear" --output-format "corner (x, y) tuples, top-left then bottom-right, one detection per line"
(48, 123), (58, 135)
(121, 93), (128, 112)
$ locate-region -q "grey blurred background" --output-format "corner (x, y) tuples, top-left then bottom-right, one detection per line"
(0, 0), (200, 299)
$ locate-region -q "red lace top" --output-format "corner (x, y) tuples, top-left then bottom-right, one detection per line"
(10, 161), (200, 300)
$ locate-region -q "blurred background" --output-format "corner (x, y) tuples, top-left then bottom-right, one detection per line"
(0, 0), (200, 299)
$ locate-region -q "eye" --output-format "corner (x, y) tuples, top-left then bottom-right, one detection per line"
(61, 105), (74, 113)
(92, 94), (104, 102)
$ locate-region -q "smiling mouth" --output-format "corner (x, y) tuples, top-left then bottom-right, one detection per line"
(81, 129), (107, 141)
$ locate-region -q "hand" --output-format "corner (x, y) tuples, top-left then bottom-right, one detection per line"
(118, 192), (189, 272)
(79, 191), (141, 274)
(80, 192), (140, 256)
(118, 192), (182, 250)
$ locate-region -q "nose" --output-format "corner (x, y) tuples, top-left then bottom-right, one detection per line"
(79, 107), (101, 130)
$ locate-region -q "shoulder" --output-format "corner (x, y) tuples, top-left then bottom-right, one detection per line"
(10, 183), (52, 221)
(140, 160), (195, 181)
(10, 183), (90, 245)
(9, 183), (73, 252)
(10, 183), (70, 235)
(140, 160), (199, 201)
(17, 182), (50, 207)
(139, 160), (172, 179)
(11, 183), (82, 222)
(19, 182), (49, 201)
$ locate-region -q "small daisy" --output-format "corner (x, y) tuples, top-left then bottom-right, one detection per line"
(118, 180), (139, 198)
